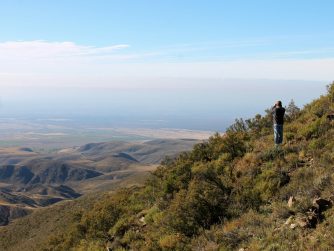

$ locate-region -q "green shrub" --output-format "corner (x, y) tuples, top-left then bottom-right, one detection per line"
(255, 168), (290, 201)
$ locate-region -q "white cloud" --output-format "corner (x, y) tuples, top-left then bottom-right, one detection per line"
(0, 40), (130, 60)
(0, 40), (333, 90)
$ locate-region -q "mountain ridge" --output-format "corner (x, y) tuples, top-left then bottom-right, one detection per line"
(22, 82), (334, 251)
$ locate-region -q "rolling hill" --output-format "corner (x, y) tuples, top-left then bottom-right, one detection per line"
(0, 139), (199, 226)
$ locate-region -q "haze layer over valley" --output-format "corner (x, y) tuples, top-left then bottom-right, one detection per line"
(0, 79), (325, 132)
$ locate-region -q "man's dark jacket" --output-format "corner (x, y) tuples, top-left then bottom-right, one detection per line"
(272, 106), (285, 125)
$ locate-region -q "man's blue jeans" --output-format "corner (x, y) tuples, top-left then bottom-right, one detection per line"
(274, 124), (283, 145)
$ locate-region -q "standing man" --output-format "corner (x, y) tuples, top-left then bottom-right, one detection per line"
(272, 101), (285, 146)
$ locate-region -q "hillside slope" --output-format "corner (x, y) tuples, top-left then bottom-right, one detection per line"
(2, 83), (334, 251)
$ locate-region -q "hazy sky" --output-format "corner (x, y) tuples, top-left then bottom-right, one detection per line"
(0, 1), (333, 130)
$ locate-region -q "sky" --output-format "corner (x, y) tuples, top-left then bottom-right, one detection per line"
(0, 1), (333, 130)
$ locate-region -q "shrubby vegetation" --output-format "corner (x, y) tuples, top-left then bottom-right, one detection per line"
(44, 82), (334, 250)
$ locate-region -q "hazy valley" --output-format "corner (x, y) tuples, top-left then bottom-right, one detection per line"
(0, 117), (212, 150)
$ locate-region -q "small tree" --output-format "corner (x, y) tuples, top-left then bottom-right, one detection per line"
(286, 99), (300, 121)
(227, 118), (248, 133)
(327, 81), (334, 103)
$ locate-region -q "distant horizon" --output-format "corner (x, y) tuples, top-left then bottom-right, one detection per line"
(0, 79), (327, 131)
